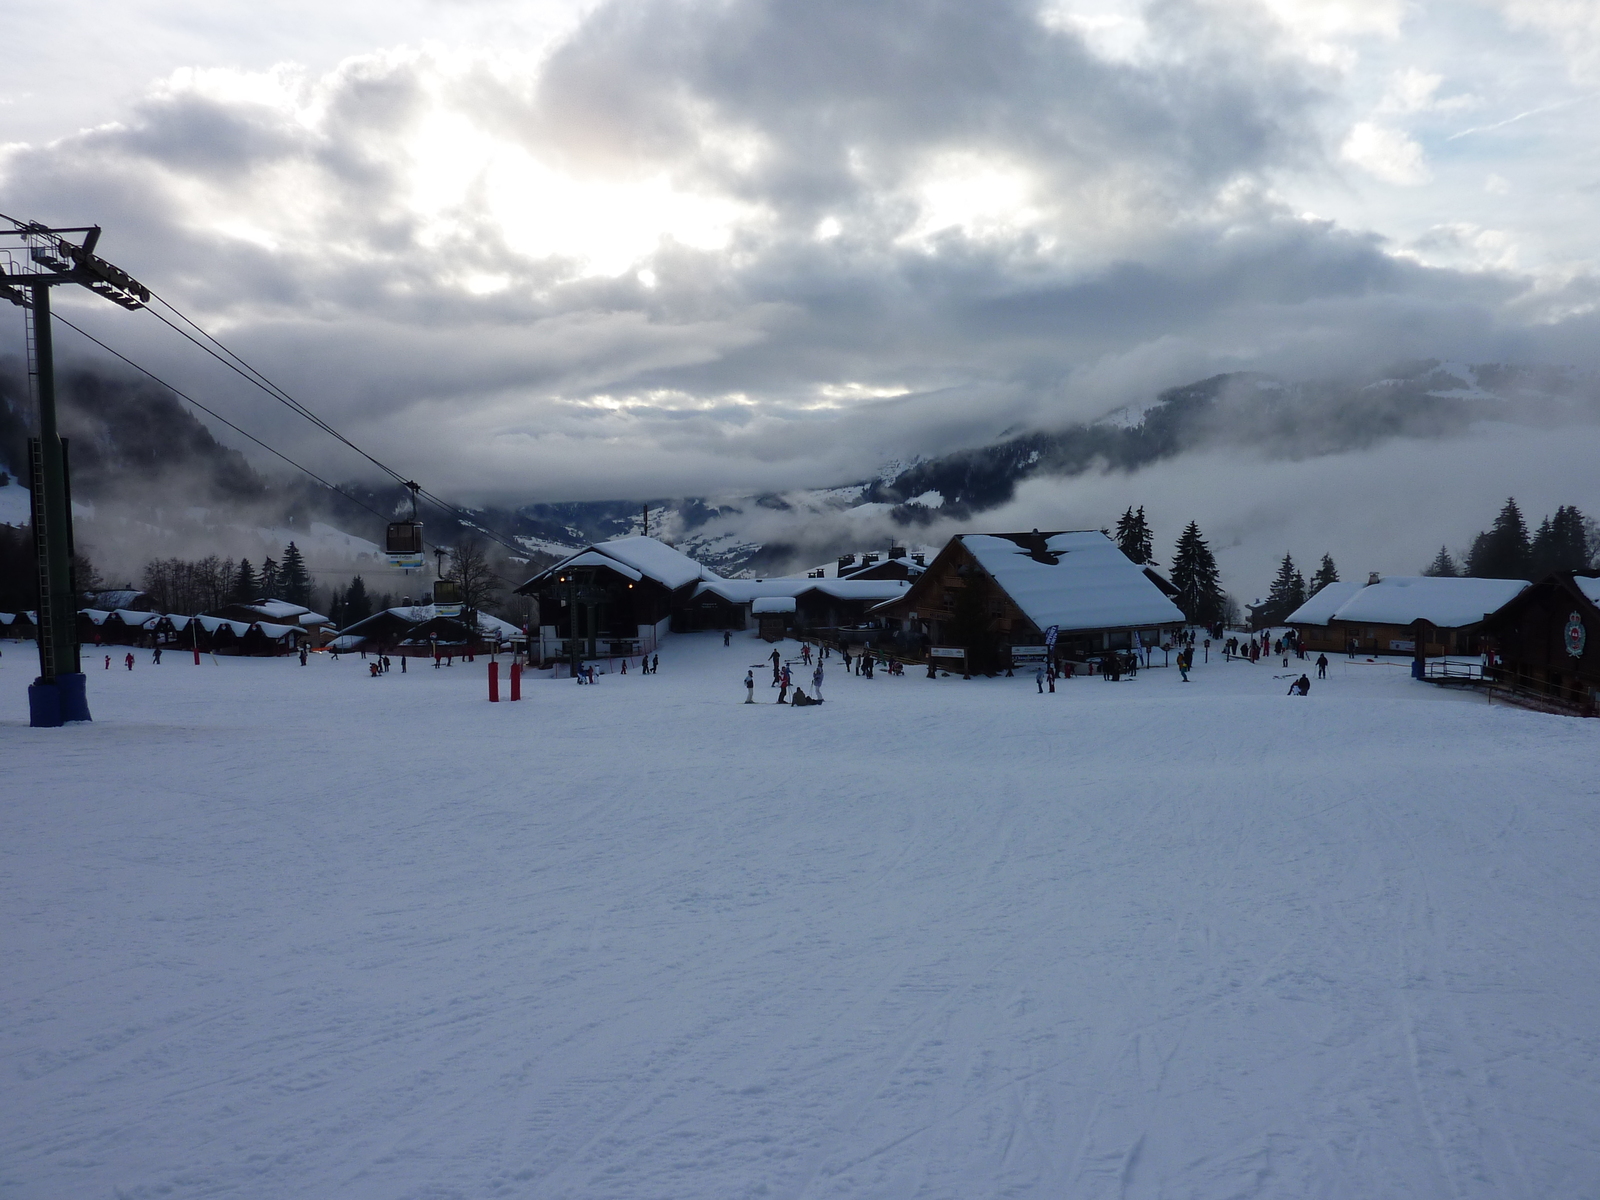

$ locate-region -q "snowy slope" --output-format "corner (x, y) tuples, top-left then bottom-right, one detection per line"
(3, 639), (1599, 1198)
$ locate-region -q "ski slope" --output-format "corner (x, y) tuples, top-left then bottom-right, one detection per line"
(3, 634), (1599, 1198)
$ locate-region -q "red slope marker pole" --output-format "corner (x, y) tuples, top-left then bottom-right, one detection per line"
(509, 662), (521, 701)
(488, 660), (500, 702)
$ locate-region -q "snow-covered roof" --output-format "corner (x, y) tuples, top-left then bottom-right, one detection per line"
(1574, 576), (1600, 607)
(562, 550), (644, 581)
(0, 612), (16, 625)
(1305, 576), (1530, 628)
(338, 605), (522, 640)
(695, 578), (911, 605)
(956, 531), (1186, 632)
(475, 612), (523, 637)
(256, 622), (301, 639)
(168, 614), (192, 632)
(297, 611), (331, 626)
(242, 599), (311, 619)
(591, 536), (710, 590)
(115, 609), (161, 629)
(1285, 581), (1365, 626)
(196, 615), (253, 637)
(81, 608), (111, 625)
(752, 596), (797, 614)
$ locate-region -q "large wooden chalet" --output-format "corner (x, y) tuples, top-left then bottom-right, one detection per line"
(1482, 572), (1600, 715)
(1287, 575), (1529, 656)
(517, 536), (711, 662)
(874, 530), (1186, 671)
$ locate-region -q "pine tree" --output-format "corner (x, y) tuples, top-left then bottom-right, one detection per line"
(1261, 554), (1306, 624)
(1423, 546), (1458, 577)
(1530, 505), (1590, 576)
(1465, 498), (1531, 579)
(279, 542), (311, 606)
(260, 556), (279, 597)
(1113, 506), (1156, 566)
(1170, 522), (1226, 624)
(1310, 553), (1339, 593)
(231, 558), (259, 603)
(344, 575), (372, 625)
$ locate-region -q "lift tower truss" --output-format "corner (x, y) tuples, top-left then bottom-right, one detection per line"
(1, 220), (149, 726)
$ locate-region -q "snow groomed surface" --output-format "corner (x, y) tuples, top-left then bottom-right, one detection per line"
(3, 633), (1599, 1198)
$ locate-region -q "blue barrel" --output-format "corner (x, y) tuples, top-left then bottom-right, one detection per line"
(57, 673), (91, 722)
(28, 681), (62, 728)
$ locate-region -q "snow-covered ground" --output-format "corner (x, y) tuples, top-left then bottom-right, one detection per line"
(3, 635), (1598, 1199)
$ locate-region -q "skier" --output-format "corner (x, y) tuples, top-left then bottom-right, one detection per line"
(777, 664), (790, 704)
(770, 647), (782, 685)
(1036, 665), (1045, 694)
(723, 630), (731, 647)
(104, 654), (111, 670)
(812, 664), (823, 698)
(1316, 653), (1328, 679)
(744, 669), (755, 703)
(299, 646), (309, 666)
(400, 656), (406, 673)
(1047, 664), (1056, 693)
(152, 647), (162, 665)
(1178, 648), (1190, 682)
(1288, 674), (1311, 696)
(125, 652), (134, 671)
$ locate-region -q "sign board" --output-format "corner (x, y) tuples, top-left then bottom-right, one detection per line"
(1566, 612), (1587, 658)
(1388, 639), (1415, 653)
(930, 646), (967, 659)
(1010, 645), (1048, 663)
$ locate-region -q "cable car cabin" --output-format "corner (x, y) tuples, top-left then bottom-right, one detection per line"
(386, 521), (425, 569)
(432, 578), (463, 616)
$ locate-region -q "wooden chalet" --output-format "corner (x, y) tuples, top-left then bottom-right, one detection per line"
(874, 530), (1186, 672)
(516, 536), (709, 663)
(209, 599), (335, 646)
(332, 605), (520, 657)
(1287, 575), (1529, 657)
(1481, 572), (1600, 715)
(683, 577), (912, 637)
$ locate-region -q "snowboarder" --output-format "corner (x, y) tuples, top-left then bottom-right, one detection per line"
(744, 669), (755, 703)
(1316, 653), (1328, 679)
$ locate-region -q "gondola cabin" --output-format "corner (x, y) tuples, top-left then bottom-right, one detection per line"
(432, 578), (463, 616)
(386, 521), (425, 570)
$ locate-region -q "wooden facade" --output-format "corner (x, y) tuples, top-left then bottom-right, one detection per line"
(875, 531), (1183, 672)
(1482, 572), (1600, 715)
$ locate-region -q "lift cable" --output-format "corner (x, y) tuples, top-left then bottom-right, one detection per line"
(49, 311), (528, 586)
(133, 291), (534, 563)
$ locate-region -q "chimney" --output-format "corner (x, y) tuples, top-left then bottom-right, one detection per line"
(1367, 571), (1381, 586)
(912, 553), (925, 566)
(889, 545), (906, 559)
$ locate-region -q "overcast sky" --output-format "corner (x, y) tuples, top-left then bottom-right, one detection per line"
(3, 0), (1598, 554)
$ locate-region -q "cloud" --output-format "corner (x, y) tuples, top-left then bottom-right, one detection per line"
(0, 0), (1594, 522)
(1340, 120), (1431, 184)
